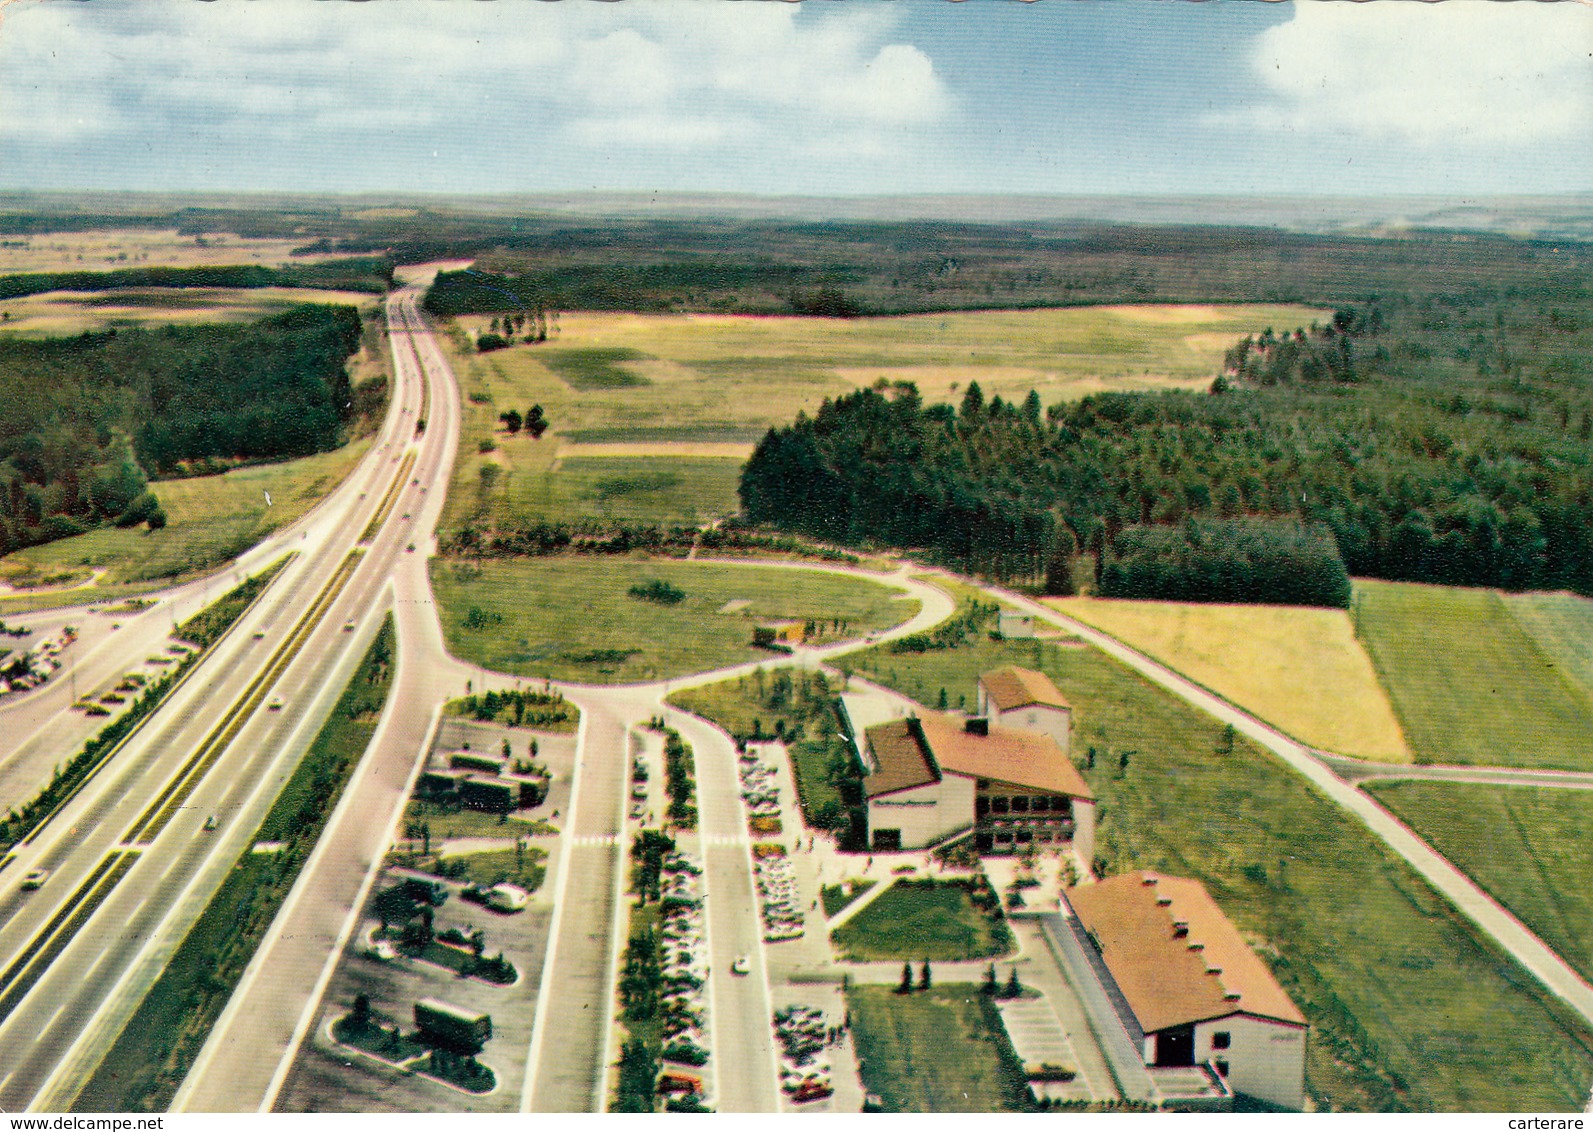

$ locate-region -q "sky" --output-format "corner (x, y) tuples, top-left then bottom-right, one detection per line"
(0, 0), (1588, 198)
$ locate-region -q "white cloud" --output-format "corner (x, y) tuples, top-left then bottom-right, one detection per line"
(1226, 0), (1592, 146)
(0, 0), (952, 182)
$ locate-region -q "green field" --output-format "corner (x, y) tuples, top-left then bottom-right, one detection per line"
(438, 304), (1318, 533)
(430, 557), (916, 684)
(846, 985), (1034, 1113)
(833, 881), (1012, 962)
(0, 439), (371, 602)
(847, 634), (1593, 1112)
(1366, 781), (1593, 985)
(473, 455), (742, 528)
(1353, 581), (1593, 770)
(1503, 591), (1593, 701)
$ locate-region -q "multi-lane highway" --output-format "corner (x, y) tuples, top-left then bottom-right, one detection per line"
(0, 286), (451, 1111)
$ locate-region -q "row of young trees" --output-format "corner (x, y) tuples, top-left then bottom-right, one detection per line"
(0, 303), (364, 557)
(739, 287), (1593, 598)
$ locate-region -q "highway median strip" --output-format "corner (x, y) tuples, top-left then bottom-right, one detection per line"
(123, 549), (364, 845)
(0, 850), (141, 1025)
(361, 450), (416, 544)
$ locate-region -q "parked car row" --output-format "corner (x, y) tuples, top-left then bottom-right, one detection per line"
(630, 749), (653, 822)
(737, 748), (781, 816)
(658, 848), (714, 1109)
(754, 852), (804, 942)
(773, 1004), (834, 1103)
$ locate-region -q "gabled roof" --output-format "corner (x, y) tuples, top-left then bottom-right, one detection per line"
(862, 719), (940, 799)
(980, 666), (1072, 712)
(1065, 872), (1305, 1034)
(916, 712), (1092, 800)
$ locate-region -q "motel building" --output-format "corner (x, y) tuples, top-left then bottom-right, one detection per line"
(1065, 871), (1308, 1111)
(839, 694), (1095, 863)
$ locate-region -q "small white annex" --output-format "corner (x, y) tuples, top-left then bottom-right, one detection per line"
(977, 665), (1073, 755)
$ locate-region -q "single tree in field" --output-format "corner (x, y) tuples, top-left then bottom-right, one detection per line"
(919, 960), (932, 991)
(897, 961), (913, 995)
(351, 992), (371, 1029)
(1004, 966), (1022, 999)
(500, 408), (523, 434)
(983, 962), (998, 995)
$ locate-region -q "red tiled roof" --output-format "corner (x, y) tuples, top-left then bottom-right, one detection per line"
(1065, 872), (1305, 1033)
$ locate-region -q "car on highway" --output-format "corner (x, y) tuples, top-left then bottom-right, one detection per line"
(343, 619), (356, 632)
(203, 814), (217, 831)
(20, 868), (50, 890)
(267, 696), (284, 711)
(252, 629), (267, 640)
(731, 955), (751, 977)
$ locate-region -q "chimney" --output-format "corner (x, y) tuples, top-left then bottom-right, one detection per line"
(965, 717), (989, 737)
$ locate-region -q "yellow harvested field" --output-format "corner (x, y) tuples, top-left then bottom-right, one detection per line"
(555, 441), (754, 460)
(0, 228), (346, 273)
(1046, 595), (1412, 762)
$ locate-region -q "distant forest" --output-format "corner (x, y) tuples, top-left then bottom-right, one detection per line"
(740, 284), (1593, 601)
(0, 304), (363, 556)
(0, 258), (393, 301)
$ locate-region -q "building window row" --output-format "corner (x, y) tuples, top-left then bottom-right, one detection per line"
(977, 795), (1073, 816)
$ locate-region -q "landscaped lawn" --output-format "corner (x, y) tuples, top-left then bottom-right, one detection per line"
(822, 880), (875, 918)
(1353, 580), (1593, 770)
(833, 881), (1012, 962)
(431, 557), (916, 684)
(438, 846), (548, 892)
(1366, 781), (1593, 984)
(403, 799), (557, 842)
(846, 634), (1593, 1112)
(1048, 595), (1409, 762)
(846, 985), (1034, 1113)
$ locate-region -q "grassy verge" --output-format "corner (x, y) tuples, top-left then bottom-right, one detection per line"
(0, 559), (287, 854)
(402, 798), (556, 842)
(1048, 595), (1409, 762)
(72, 615), (397, 1112)
(1366, 781), (1593, 984)
(847, 633), (1593, 1112)
(1353, 580), (1593, 770)
(613, 896), (665, 1111)
(833, 879), (1012, 962)
(390, 845), (548, 893)
(431, 557), (914, 684)
(2, 439), (373, 593)
(173, 556), (289, 647)
(822, 880), (875, 918)
(847, 984), (1035, 1112)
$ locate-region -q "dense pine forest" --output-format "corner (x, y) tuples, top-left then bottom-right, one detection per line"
(0, 257), (393, 302)
(0, 304), (364, 556)
(740, 285), (1593, 601)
